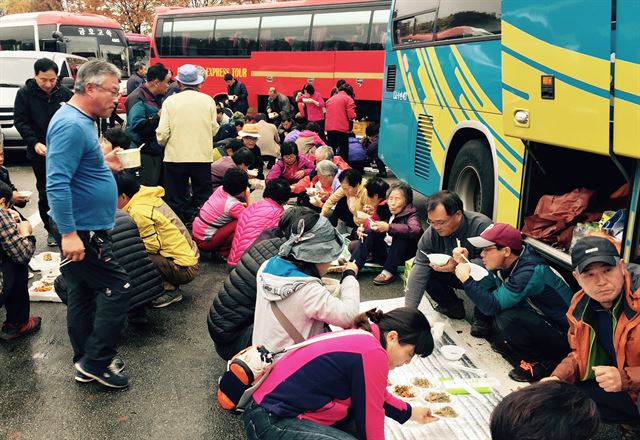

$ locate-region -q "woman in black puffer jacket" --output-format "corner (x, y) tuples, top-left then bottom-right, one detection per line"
(55, 210), (164, 310)
(208, 207), (319, 360)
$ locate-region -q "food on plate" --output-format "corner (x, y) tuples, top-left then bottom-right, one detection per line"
(424, 392), (450, 403)
(393, 385), (417, 398)
(42, 252), (53, 261)
(434, 406), (458, 418)
(33, 281), (53, 292)
(412, 377), (432, 388)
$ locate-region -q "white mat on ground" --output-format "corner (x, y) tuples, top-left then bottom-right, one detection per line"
(359, 297), (503, 440)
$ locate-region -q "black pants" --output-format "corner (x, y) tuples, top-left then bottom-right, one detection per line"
(495, 307), (570, 363)
(351, 231), (417, 275)
(426, 271), (491, 321)
(576, 380), (640, 425)
(140, 153), (163, 187)
(327, 131), (350, 161)
(53, 226), (130, 367)
(328, 197), (356, 228)
(163, 162), (212, 224)
(296, 193), (322, 213)
(32, 158), (51, 233)
(0, 258), (30, 326)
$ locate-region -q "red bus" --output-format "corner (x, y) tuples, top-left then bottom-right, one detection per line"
(0, 11), (131, 76)
(150, 0), (390, 119)
(126, 32), (150, 67)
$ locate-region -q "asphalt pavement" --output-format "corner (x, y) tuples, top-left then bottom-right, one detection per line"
(0, 153), (620, 440)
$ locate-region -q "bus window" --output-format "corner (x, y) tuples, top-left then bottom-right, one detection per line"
(394, 11), (436, 46)
(172, 17), (214, 56)
(259, 14), (311, 52)
(213, 16), (259, 56)
(38, 24), (56, 50)
(311, 10), (371, 51)
(393, 0), (438, 19)
(369, 9), (389, 50)
(0, 25), (35, 50)
(435, 0), (501, 41)
(158, 19), (172, 56)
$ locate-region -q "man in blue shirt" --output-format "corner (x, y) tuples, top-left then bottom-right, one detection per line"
(47, 60), (130, 389)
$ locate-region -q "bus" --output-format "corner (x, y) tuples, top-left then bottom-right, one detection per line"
(126, 32), (150, 67)
(379, 0), (640, 266)
(0, 11), (131, 76)
(150, 0), (390, 119)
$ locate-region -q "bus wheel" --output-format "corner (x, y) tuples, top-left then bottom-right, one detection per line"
(446, 139), (494, 217)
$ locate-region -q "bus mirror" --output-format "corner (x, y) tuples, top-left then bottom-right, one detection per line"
(56, 40), (67, 53)
(42, 39), (57, 52)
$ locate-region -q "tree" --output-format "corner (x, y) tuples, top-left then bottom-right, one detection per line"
(0, 0), (63, 14)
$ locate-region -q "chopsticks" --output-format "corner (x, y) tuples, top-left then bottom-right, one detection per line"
(456, 238), (471, 264)
(59, 258), (73, 268)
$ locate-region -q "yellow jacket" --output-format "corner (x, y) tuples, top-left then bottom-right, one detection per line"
(123, 186), (198, 267)
(156, 89), (219, 163)
(320, 179), (368, 226)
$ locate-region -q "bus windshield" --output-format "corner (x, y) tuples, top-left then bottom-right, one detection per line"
(60, 25), (130, 74)
(0, 58), (35, 86)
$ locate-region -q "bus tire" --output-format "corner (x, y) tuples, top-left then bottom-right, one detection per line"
(446, 139), (494, 217)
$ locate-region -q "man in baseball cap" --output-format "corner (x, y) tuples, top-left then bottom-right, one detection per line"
(543, 236), (640, 434)
(452, 223), (573, 382)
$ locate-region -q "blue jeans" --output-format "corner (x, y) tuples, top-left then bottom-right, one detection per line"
(243, 399), (356, 440)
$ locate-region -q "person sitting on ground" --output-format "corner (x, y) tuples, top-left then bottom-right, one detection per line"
(346, 132), (369, 173)
(541, 236), (640, 438)
(362, 123), (387, 177)
(211, 146), (254, 191)
(215, 101), (231, 125)
(320, 169), (369, 230)
(208, 207), (319, 360)
(314, 145), (350, 172)
(244, 308), (437, 439)
(294, 121), (326, 155)
(238, 124), (264, 180)
(451, 223), (572, 381)
(227, 178), (291, 267)
(192, 168), (249, 258)
(115, 173), (199, 308)
(283, 121), (305, 144)
(212, 136), (243, 164)
(277, 114), (294, 144)
(0, 142), (29, 209)
(351, 182), (421, 286)
(253, 215), (360, 353)
(0, 181), (39, 341)
(213, 114), (243, 143)
(405, 190), (493, 333)
(490, 381), (600, 440)
(255, 113), (280, 169)
(266, 142), (314, 185)
(292, 160), (339, 212)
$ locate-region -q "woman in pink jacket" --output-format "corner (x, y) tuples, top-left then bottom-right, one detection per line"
(266, 142), (315, 185)
(227, 179), (291, 266)
(192, 168), (249, 258)
(325, 83), (356, 161)
(296, 83), (326, 140)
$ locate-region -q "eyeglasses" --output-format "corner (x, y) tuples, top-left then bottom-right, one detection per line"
(426, 217), (451, 228)
(480, 246), (499, 254)
(92, 83), (120, 98)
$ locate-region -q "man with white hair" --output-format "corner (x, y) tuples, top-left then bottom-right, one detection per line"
(47, 59), (130, 389)
(157, 64), (219, 223)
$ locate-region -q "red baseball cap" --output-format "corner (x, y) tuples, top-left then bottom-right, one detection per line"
(468, 223), (523, 250)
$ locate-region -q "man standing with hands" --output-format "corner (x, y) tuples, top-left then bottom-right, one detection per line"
(14, 58), (73, 247)
(47, 60), (129, 389)
(542, 236), (640, 438)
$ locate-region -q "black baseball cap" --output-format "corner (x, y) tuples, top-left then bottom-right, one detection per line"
(571, 236), (620, 274)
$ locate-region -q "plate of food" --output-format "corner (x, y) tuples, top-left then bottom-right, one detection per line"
(389, 384), (421, 401)
(29, 280), (54, 293)
(411, 376), (437, 389)
(29, 252), (61, 271)
(431, 404), (460, 418)
(423, 391), (452, 404)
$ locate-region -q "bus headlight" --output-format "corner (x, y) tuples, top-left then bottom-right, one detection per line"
(514, 110), (529, 126)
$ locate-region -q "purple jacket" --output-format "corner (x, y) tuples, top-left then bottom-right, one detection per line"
(367, 202), (423, 239)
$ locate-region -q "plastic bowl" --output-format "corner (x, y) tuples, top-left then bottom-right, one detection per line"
(356, 210), (371, 220)
(440, 345), (466, 361)
(116, 148), (141, 169)
(427, 253), (450, 266)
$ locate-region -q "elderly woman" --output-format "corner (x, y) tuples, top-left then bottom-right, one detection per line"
(350, 182), (422, 285)
(252, 215), (360, 352)
(292, 159), (339, 211)
(266, 142), (314, 185)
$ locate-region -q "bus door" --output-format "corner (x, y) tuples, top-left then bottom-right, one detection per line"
(501, 0), (613, 155)
(613, 0), (640, 160)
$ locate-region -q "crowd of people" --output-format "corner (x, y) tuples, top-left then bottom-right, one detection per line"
(1, 57), (639, 440)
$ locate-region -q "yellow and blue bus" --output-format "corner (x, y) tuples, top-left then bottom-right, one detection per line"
(379, 0), (639, 266)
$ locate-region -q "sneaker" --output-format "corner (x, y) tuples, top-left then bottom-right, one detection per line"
(74, 359), (129, 389)
(620, 424), (640, 440)
(470, 318), (493, 338)
(151, 290), (183, 308)
(47, 232), (58, 247)
(75, 356), (125, 383)
(508, 360), (555, 382)
(0, 316), (42, 341)
(434, 303), (466, 320)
